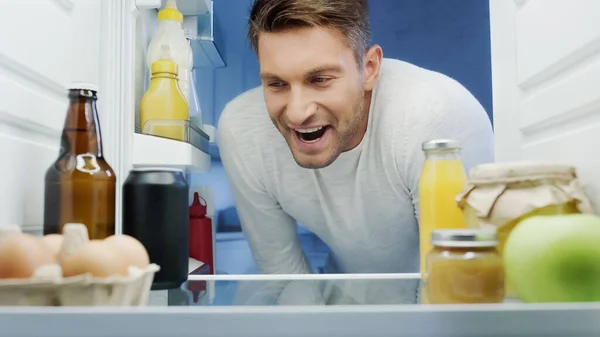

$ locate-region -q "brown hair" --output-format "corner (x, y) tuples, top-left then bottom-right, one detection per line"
(247, 0), (371, 66)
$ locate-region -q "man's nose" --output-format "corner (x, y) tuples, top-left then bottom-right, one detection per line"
(286, 88), (317, 126)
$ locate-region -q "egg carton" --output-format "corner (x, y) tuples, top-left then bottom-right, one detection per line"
(0, 224), (160, 306)
(0, 263), (160, 306)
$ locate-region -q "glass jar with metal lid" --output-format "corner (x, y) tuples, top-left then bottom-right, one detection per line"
(426, 229), (504, 304)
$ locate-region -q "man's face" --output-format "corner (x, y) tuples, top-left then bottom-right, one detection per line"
(257, 27), (368, 169)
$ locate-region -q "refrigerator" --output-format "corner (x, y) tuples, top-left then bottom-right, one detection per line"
(0, 0), (221, 235)
(2, 0), (600, 336)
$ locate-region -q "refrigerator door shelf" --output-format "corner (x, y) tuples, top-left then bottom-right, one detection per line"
(182, 2), (225, 69)
(132, 133), (211, 173)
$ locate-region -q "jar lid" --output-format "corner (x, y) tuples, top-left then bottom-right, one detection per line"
(468, 161), (576, 184)
(431, 229), (498, 247)
(422, 139), (460, 151)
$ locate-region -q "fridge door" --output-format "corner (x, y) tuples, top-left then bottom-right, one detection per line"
(0, 0), (103, 234)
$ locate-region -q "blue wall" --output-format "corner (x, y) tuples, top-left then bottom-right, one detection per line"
(195, 0), (260, 128)
(369, 0), (493, 116)
(196, 0), (493, 128)
(192, 0), (493, 273)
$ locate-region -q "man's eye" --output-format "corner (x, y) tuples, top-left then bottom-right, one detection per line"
(312, 77), (331, 84)
(268, 81), (286, 88)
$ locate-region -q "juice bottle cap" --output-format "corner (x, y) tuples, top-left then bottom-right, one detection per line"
(422, 139), (460, 151)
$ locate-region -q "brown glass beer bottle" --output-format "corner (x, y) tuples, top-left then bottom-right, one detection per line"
(43, 83), (116, 239)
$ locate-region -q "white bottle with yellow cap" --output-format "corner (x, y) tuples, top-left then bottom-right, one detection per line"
(146, 0), (193, 104)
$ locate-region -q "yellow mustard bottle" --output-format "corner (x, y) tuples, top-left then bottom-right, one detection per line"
(140, 45), (189, 141)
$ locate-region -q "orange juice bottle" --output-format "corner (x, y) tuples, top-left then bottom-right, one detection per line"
(418, 139), (468, 276)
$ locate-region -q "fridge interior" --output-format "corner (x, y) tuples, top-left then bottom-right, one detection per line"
(132, 0), (497, 275)
(2, 0), (600, 335)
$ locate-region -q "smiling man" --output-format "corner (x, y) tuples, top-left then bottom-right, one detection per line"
(218, 0), (494, 282)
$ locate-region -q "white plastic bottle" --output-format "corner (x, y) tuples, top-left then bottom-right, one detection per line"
(146, 0), (193, 104)
(184, 31), (203, 128)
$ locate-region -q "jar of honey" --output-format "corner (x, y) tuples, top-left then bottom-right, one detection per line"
(456, 162), (593, 253)
(455, 162), (594, 297)
(426, 229), (504, 304)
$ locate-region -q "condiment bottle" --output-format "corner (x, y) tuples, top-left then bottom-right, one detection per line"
(43, 83), (116, 239)
(426, 229), (504, 304)
(418, 139), (468, 276)
(184, 30), (203, 128)
(146, 0), (192, 103)
(189, 192), (214, 274)
(140, 45), (189, 141)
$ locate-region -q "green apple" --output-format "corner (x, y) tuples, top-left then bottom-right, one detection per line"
(504, 214), (600, 303)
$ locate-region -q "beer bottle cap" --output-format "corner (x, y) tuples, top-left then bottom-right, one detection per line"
(69, 82), (99, 92)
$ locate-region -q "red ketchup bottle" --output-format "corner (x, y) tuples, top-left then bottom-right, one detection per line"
(189, 192), (214, 274)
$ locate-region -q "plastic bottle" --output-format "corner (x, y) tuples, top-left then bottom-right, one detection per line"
(188, 70), (203, 128)
(184, 30), (203, 128)
(140, 45), (189, 141)
(147, 0), (193, 103)
(189, 192), (214, 274)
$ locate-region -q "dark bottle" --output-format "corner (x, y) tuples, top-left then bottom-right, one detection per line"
(122, 168), (189, 290)
(43, 83), (116, 239)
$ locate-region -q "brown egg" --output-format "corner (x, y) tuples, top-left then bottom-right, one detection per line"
(60, 240), (129, 278)
(40, 234), (64, 258)
(104, 235), (150, 269)
(0, 233), (57, 279)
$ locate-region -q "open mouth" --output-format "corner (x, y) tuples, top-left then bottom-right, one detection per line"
(294, 126), (328, 143)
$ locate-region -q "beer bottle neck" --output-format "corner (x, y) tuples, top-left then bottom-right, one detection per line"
(62, 89), (104, 157)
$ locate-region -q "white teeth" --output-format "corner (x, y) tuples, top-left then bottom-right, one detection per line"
(295, 126), (323, 133)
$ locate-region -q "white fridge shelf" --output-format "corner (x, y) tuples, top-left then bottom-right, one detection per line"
(1, 303), (600, 337)
(132, 133), (210, 172)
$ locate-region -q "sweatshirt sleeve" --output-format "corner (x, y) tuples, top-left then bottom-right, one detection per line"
(217, 112), (312, 276)
(399, 76), (495, 222)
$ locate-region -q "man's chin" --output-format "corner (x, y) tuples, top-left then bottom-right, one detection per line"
(291, 150), (339, 169)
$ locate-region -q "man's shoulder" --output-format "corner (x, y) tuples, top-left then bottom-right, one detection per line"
(219, 86), (268, 129)
(374, 59), (492, 166)
(379, 58), (476, 107)
(218, 86), (277, 145)
(376, 58), (487, 127)
(217, 86), (286, 166)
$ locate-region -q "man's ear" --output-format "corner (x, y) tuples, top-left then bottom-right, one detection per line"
(363, 45), (383, 91)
